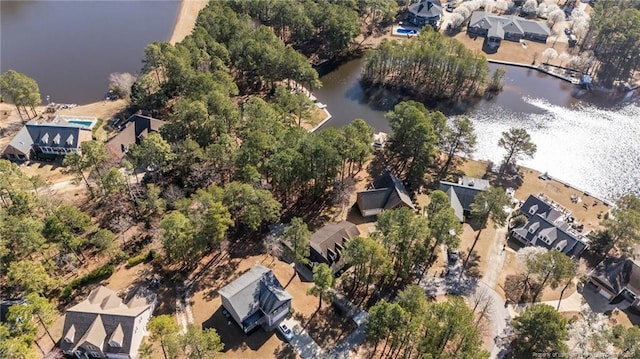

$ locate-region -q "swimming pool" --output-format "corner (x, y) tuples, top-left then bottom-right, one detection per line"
(68, 120), (95, 129)
(396, 28), (417, 35)
(392, 26), (420, 37)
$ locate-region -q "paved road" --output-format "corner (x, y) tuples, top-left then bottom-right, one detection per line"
(482, 226), (508, 288)
(283, 317), (326, 359)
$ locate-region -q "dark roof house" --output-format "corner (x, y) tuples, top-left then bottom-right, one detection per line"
(219, 265), (292, 333)
(407, 0), (443, 28)
(59, 286), (157, 359)
(589, 258), (640, 309)
(439, 176), (490, 222)
(356, 169), (415, 217)
(3, 117), (95, 161)
(467, 11), (551, 50)
(510, 195), (587, 258)
(106, 114), (165, 160)
(309, 221), (361, 274)
(1, 298), (26, 322)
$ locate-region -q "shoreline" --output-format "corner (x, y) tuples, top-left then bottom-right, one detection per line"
(169, 0), (209, 45)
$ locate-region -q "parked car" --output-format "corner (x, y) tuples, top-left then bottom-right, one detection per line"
(277, 323), (294, 342)
(447, 248), (459, 263)
(564, 28), (572, 36)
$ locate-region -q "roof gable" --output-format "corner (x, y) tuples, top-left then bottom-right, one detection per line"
(439, 181), (486, 214)
(310, 221), (360, 271)
(357, 170), (414, 216)
(219, 265), (292, 322)
(106, 113), (165, 160)
(408, 0), (442, 17)
(61, 286), (155, 356)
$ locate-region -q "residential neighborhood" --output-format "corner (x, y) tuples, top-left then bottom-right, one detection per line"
(1, 0), (639, 359)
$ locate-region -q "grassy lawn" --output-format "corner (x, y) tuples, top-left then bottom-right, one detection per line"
(299, 106), (328, 131)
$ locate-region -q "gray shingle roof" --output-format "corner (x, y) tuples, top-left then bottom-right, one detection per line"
(218, 265), (292, 322)
(439, 177), (488, 221)
(106, 114), (165, 160)
(357, 170), (414, 217)
(5, 126), (33, 155)
(60, 286), (156, 357)
(468, 11), (550, 39)
(512, 212), (585, 256)
(310, 221), (360, 273)
(591, 258), (640, 296)
(408, 0), (442, 18)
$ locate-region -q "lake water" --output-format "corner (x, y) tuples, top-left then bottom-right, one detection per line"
(2, 1), (637, 202)
(0, 0), (180, 104)
(314, 59), (640, 202)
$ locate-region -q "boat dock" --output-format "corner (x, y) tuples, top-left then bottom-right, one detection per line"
(488, 59), (581, 85)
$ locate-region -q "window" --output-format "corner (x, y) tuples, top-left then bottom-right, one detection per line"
(555, 240), (567, 252)
(528, 205), (538, 215)
(537, 234), (552, 245)
(66, 134), (74, 145)
(528, 222), (539, 234)
(53, 133), (61, 145)
(41, 133), (49, 144)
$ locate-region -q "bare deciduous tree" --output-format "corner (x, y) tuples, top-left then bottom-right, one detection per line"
(449, 13), (466, 28)
(263, 234), (283, 264)
(109, 72), (137, 99)
(523, 0), (538, 15)
(548, 9), (566, 28)
(542, 48), (558, 64)
(468, 286), (495, 326)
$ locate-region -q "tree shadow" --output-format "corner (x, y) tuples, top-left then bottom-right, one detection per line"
(304, 306), (356, 347)
(273, 344), (297, 359)
(462, 250), (482, 279)
(202, 306), (274, 352)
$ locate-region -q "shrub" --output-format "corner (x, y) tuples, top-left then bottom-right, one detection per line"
(127, 253), (147, 268)
(60, 264), (114, 299)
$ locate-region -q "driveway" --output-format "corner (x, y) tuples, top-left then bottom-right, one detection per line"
(282, 317), (326, 359)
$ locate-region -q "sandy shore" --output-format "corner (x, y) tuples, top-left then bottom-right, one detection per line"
(169, 0), (209, 45)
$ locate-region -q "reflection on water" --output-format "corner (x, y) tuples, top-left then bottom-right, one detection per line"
(315, 59), (640, 201)
(470, 97), (640, 202)
(0, 0), (180, 104)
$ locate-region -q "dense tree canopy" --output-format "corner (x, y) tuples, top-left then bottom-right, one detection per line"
(0, 70), (41, 123)
(366, 290), (489, 358)
(586, 3), (640, 86)
(363, 30), (489, 101)
(511, 304), (568, 357)
(385, 101), (441, 185)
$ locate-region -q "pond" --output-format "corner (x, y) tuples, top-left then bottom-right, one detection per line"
(314, 58), (640, 202)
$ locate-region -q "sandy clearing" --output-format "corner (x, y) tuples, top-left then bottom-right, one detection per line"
(169, 0), (209, 45)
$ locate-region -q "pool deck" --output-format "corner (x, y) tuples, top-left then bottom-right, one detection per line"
(50, 115), (98, 129)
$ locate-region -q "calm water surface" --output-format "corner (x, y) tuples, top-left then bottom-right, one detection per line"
(315, 59), (640, 202)
(0, 0), (179, 104)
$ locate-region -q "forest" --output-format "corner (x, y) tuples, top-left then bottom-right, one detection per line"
(362, 29), (490, 102)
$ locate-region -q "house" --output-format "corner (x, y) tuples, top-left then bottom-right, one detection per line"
(106, 114), (165, 160)
(356, 169), (415, 217)
(3, 116), (96, 161)
(1, 298), (26, 322)
(59, 286), (156, 359)
(407, 0), (443, 28)
(218, 265), (292, 334)
(589, 258), (640, 310)
(510, 195), (587, 257)
(467, 11), (551, 50)
(439, 176), (490, 222)
(309, 221), (361, 274)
